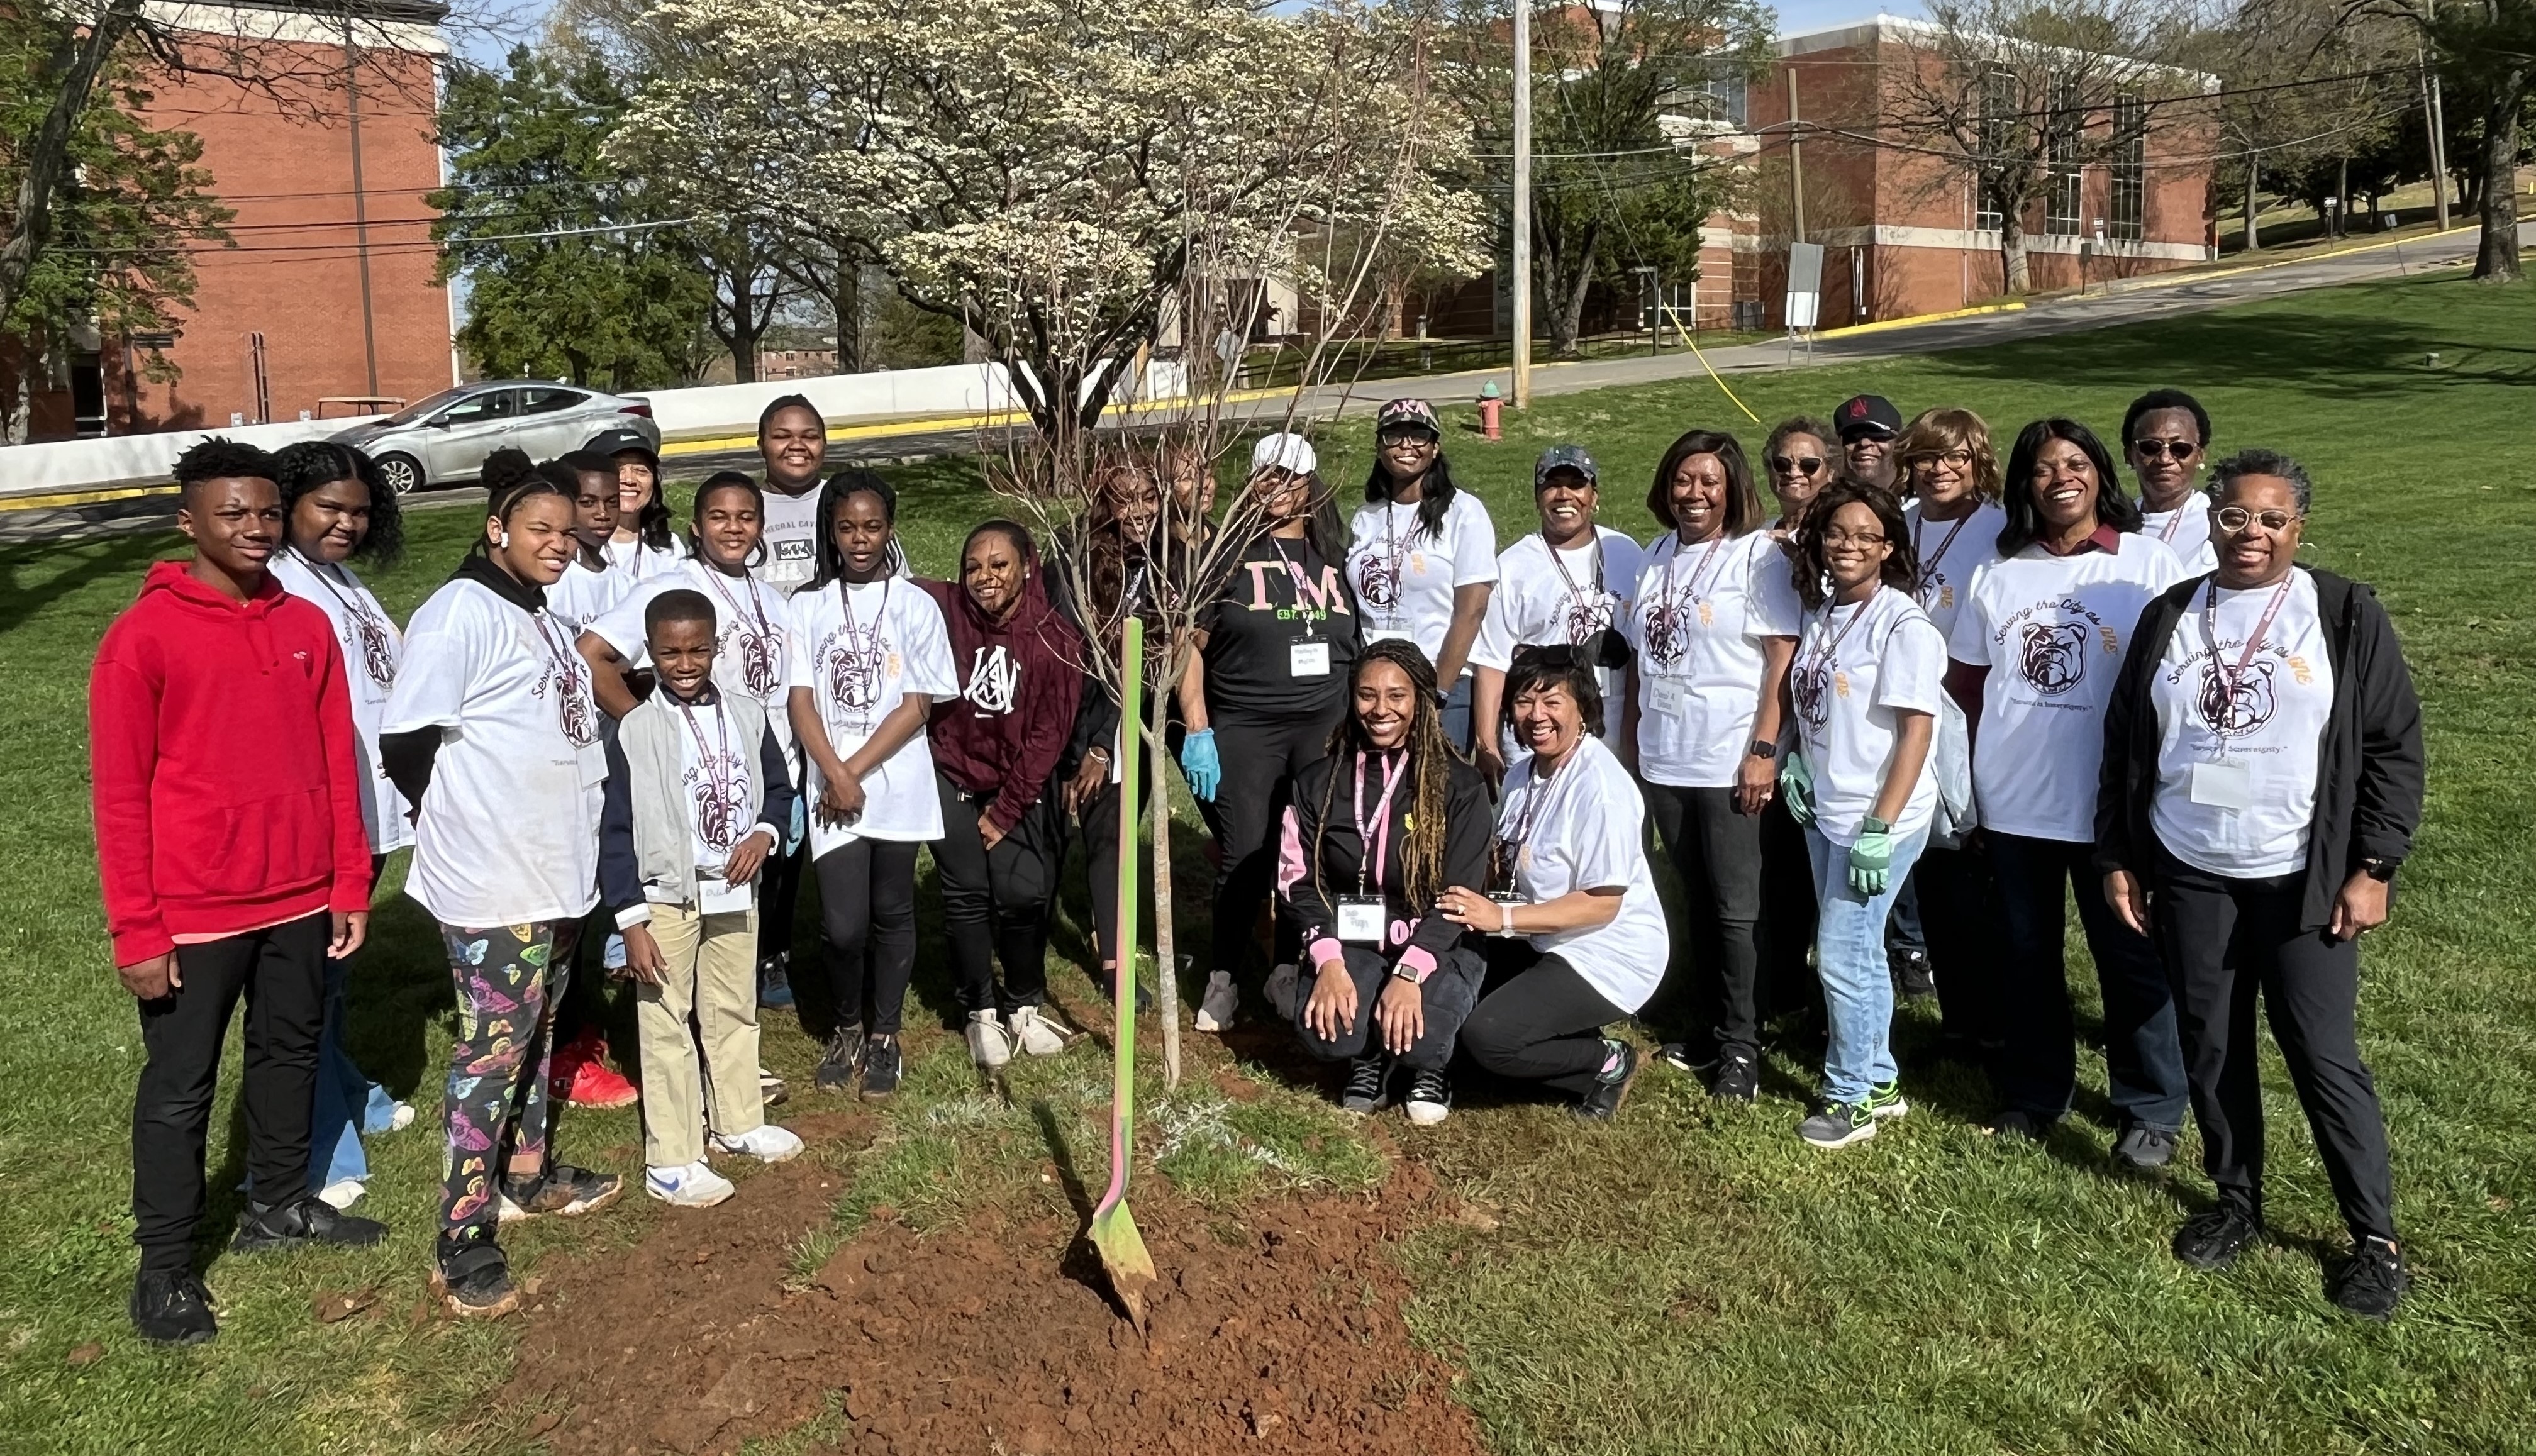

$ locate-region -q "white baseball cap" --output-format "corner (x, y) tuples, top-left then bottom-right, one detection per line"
(1249, 432), (1316, 476)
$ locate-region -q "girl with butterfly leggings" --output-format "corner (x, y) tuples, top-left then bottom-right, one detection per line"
(382, 465), (626, 1320)
(269, 442), (417, 1208)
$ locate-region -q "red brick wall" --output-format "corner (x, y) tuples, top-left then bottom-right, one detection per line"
(118, 36), (451, 432)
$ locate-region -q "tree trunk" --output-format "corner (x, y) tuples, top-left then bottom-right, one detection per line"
(1546, 231), (1597, 359)
(1999, 209), (2032, 295)
(1145, 683), (1180, 1090)
(831, 261), (860, 373)
(2244, 158), (2261, 251)
(2471, 72), (2527, 283)
(0, 0), (142, 337)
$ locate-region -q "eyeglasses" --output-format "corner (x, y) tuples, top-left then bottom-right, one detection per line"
(1767, 455), (1825, 477)
(2214, 505), (2302, 535)
(1905, 449), (1974, 470)
(1820, 529), (1888, 548)
(2133, 439), (2200, 462)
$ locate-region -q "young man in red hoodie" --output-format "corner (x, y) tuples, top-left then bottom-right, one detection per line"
(91, 438), (386, 1346)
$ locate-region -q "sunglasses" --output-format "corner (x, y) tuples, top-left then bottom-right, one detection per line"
(1767, 455), (1825, 477)
(1378, 428), (1437, 447)
(2132, 439), (2200, 462)
(2215, 506), (2301, 535)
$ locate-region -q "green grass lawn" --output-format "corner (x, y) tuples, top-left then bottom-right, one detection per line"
(2, 272), (2532, 1454)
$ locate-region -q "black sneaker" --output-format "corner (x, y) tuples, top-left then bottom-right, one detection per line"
(1891, 948), (1935, 1000)
(229, 1194), (387, 1253)
(130, 1269), (217, 1346)
(2328, 1236), (2408, 1321)
(431, 1226), (520, 1319)
(1340, 1053), (1390, 1114)
(1798, 1101), (1877, 1148)
(1710, 1046), (1759, 1103)
(1573, 1040), (1640, 1122)
(2172, 1205), (2264, 1270)
(498, 1163), (624, 1223)
(1991, 1108), (2052, 1142)
(815, 1023), (864, 1091)
(1654, 1042), (1715, 1076)
(2113, 1123), (2181, 1170)
(859, 1035), (901, 1099)
(1402, 1067), (1452, 1126)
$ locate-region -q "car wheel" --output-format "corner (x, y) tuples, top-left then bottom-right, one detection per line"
(374, 452), (425, 496)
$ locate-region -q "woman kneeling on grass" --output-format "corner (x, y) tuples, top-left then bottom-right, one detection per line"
(1442, 647), (1669, 1121)
(1282, 640), (1492, 1124)
(382, 465), (625, 1320)
(1776, 482), (1944, 1148)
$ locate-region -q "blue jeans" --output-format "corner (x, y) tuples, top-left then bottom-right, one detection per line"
(306, 955), (398, 1191)
(1986, 831), (2189, 1131)
(1805, 823), (1929, 1105)
(1439, 674), (1474, 752)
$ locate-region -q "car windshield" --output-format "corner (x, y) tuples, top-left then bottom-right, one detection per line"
(380, 386), (481, 426)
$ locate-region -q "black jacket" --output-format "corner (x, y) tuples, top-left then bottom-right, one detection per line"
(2095, 567), (2423, 929)
(1281, 749), (1491, 969)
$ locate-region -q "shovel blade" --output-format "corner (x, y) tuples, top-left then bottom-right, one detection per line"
(1087, 1200), (1157, 1327)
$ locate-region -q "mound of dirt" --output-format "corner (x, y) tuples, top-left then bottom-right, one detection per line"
(501, 1120), (1484, 1456)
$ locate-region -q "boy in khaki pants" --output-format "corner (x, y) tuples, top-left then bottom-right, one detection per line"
(599, 590), (804, 1204)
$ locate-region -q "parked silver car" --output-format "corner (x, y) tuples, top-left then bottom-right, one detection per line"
(328, 381), (662, 495)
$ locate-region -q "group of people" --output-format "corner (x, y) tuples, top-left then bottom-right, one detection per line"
(90, 382), (2425, 1350)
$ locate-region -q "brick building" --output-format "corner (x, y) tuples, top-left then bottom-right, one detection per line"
(10, 0), (453, 441)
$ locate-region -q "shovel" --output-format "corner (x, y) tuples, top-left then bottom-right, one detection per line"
(1087, 617), (1157, 1326)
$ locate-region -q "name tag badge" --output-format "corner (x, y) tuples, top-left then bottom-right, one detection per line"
(1289, 640), (1332, 678)
(1645, 677), (1691, 716)
(698, 874), (754, 916)
(2189, 759), (2254, 811)
(1335, 896), (1385, 943)
(577, 740), (608, 788)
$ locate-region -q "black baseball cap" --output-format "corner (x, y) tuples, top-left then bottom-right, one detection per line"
(1833, 395), (1903, 440)
(586, 426), (660, 469)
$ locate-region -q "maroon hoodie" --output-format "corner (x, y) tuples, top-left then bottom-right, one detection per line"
(918, 572), (1084, 832)
(90, 560), (372, 965)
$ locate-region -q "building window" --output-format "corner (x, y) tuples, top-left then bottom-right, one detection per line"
(1687, 67), (1747, 128)
(2044, 74), (2083, 237)
(2109, 92), (2146, 242)
(1974, 67), (2011, 232)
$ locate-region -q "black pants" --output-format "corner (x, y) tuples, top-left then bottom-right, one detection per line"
(814, 838), (921, 1036)
(1461, 943), (1627, 1098)
(131, 913), (329, 1275)
(934, 769), (1060, 1016)
(2152, 843), (2396, 1242)
(1757, 795), (1820, 1022)
(1915, 844), (2002, 1048)
(759, 837), (808, 970)
(1208, 702), (1345, 979)
(1293, 945), (1486, 1072)
(1988, 832), (2188, 1130)
(1642, 782), (1766, 1060)
(1076, 723), (1220, 972)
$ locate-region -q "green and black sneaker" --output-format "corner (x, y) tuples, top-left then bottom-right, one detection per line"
(1865, 1081), (1910, 1121)
(1798, 1101), (1877, 1148)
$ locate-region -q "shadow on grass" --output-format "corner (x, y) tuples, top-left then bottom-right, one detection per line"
(0, 531), (172, 638)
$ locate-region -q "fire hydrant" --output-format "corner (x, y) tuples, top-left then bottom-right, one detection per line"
(1477, 381), (1503, 442)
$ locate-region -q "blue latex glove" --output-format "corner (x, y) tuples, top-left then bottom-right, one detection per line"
(1847, 818), (1893, 898)
(787, 793), (807, 855)
(1179, 727), (1221, 802)
(1777, 748), (1816, 827)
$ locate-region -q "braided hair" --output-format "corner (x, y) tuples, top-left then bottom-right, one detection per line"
(1311, 638), (1460, 916)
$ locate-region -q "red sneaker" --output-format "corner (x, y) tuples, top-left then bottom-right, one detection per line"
(551, 1032), (639, 1109)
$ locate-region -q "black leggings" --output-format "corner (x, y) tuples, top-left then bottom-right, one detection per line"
(759, 837), (808, 969)
(1460, 944), (1626, 1098)
(814, 838), (921, 1036)
(1207, 701), (1345, 979)
(1914, 844), (2001, 1048)
(1642, 782), (1766, 1059)
(1077, 721), (1218, 971)
(933, 769), (1060, 1016)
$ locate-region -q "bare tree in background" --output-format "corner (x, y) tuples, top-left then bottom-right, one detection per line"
(2351, 0), (2532, 281)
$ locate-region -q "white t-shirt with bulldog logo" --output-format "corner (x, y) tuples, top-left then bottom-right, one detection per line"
(1948, 533), (2186, 842)
(1347, 491), (1499, 675)
(785, 576), (959, 853)
(2149, 570), (2333, 877)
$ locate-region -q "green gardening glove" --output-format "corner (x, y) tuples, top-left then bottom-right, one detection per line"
(1777, 748), (1816, 826)
(1848, 816), (1894, 898)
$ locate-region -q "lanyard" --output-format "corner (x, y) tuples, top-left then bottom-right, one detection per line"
(1801, 587), (1879, 679)
(1350, 748), (1408, 895)
(839, 574), (891, 645)
(675, 696), (742, 852)
(1911, 510), (1975, 601)
(1543, 532), (1607, 630)
(530, 609), (581, 684)
(2154, 504), (2188, 543)
(701, 562), (774, 643)
(1664, 531), (1730, 613)
(1266, 535), (1320, 639)
(1499, 743), (1574, 858)
(2203, 574), (2294, 720)
(291, 550), (393, 679)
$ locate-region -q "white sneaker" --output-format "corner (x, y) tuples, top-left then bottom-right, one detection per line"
(316, 1177), (366, 1210)
(386, 1101), (416, 1133)
(966, 1009), (1013, 1069)
(1265, 962), (1300, 1023)
(1194, 970), (1238, 1032)
(1007, 1004), (1077, 1057)
(645, 1160), (735, 1208)
(712, 1123), (806, 1164)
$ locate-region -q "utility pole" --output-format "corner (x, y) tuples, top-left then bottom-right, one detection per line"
(2420, 0), (2450, 230)
(1788, 64), (1807, 244)
(1511, 0), (1532, 409)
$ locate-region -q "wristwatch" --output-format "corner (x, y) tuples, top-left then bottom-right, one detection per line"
(2360, 857), (2398, 883)
(1747, 738), (1777, 761)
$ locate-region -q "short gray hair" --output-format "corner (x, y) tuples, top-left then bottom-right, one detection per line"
(2207, 448), (2313, 514)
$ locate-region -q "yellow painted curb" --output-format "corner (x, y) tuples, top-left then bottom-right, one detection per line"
(1825, 300), (2028, 338)
(2077, 223), (2480, 297)
(3, 482), (180, 511)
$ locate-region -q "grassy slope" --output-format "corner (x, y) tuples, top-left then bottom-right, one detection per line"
(0, 274), (2529, 1452)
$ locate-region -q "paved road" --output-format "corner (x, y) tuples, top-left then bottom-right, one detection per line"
(9, 221), (2518, 545)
